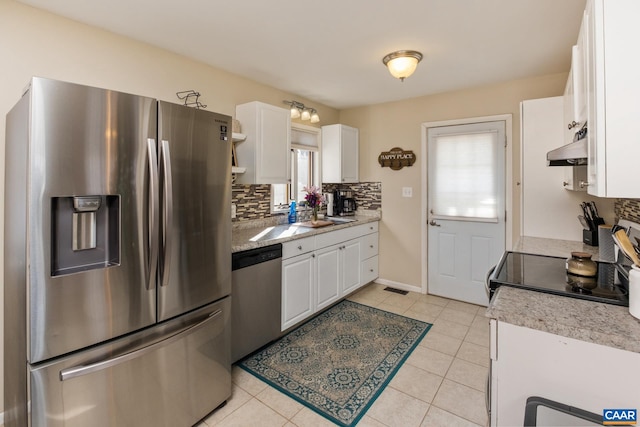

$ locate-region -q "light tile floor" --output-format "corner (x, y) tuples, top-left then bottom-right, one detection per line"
(199, 283), (490, 427)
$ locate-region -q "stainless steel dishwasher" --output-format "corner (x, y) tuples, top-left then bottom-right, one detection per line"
(231, 243), (283, 363)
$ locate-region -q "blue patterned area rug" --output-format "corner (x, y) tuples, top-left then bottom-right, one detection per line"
(238, 300), (432, 426)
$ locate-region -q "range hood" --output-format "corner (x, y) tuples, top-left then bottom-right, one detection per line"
(546, 127), (588, 166)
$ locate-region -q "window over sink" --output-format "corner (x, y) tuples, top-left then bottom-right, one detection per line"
(272, 123), (322, 213)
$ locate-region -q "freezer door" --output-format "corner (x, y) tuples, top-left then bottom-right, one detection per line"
(21, 78), (158, 363)
(157, 102), (232, 321)
(29, 298), (231, 427)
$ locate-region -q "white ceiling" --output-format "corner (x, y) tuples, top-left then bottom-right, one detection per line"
(17, 0), (586, 109)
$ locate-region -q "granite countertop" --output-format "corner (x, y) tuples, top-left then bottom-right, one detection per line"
(514, 236), (601, 261)
(486, 286), (640, 354)
(232, 212), (381, 253)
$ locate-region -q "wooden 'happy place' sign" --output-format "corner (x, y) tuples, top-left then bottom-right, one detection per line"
(378, 147), (416, 170)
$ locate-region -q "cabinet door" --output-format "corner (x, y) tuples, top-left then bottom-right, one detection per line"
(341, 239), (362, 295)
(563, 67), (576, 147)
(257, 105), (291, 183)
(235, 102), (291, 185)
(321, 124), (359, 184)
(315, 245), (341, 310)
(282, 254), (314, 330)
(574, 11), (588, 126)
(341, 126), (359, 183)
(586, 0), (605, 197)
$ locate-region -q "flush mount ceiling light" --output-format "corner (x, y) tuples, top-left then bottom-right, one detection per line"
(283, 100), (320, 123)
(382, 50), (423, 82)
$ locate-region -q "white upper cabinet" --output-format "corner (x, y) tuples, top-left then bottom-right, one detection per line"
(584, 0), (640, 197)
(234, 101), (291, 184)
(321, 124), (359, 183)
(564, 12), (588, 146)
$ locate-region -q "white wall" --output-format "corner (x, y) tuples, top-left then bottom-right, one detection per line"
(340, 74), (570, 290)
(521, 97), (615, 240)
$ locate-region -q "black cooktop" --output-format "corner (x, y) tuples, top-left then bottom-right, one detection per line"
(489, 251), (629, 306)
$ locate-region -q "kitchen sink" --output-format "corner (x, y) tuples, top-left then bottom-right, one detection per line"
(327, 217), (357, 223)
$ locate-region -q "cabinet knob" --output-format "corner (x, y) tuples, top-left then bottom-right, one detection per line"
(312, 254), (315, 258)
(298, 245), (302, 250)
(370, 226), (374, 230)
(579, 180), (589, 188)
(563, 181), (569, 187)
(370, 245), (374, 248)
(370, 269), (374, 272)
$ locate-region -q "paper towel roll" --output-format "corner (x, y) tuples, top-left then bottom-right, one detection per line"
(629, 265), (640, 320)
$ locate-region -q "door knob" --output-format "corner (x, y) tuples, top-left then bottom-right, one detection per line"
(429, 220), (441, 227)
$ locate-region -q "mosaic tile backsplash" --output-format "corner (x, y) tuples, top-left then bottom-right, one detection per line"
(615, 199), (640, 224)
(231, 182), (382, 222)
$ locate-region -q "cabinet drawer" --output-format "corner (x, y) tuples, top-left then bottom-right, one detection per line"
(361, 255), (379, 285)
(361, 232), (378, 260)
(282, 236), (316, 259)
(355, 221), (378, 235)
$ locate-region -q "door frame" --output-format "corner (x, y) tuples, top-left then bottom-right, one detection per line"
(420, 114), (513, 294)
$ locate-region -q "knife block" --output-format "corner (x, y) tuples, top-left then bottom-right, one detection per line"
(583, 229), (599, 246)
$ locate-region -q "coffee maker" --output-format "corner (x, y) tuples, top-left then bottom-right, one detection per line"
(334, 189), (357, 216)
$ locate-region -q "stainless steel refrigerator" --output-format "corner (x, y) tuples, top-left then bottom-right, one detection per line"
(4, 77), (232, 426)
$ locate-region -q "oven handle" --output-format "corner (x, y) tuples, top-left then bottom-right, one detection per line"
(485, 265), (497, 298)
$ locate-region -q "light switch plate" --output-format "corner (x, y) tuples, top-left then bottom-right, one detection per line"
(402, 187), (413, 198)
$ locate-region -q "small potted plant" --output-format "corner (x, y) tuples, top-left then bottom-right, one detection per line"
(303, 185), (325, 224)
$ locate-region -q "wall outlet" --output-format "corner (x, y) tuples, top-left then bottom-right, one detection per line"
(231, 203), (237, 219)
(402, 187), (413, 198)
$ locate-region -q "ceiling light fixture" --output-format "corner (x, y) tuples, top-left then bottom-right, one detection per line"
(283, 100), (320, 123)
(310, 109), (320, 123)
(382, 50), (423, 82)
(290, 104), (301, 119)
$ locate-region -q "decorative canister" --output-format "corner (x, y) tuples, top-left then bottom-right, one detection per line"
(566, 252), (597, 277)
(629, 265), (640, 320)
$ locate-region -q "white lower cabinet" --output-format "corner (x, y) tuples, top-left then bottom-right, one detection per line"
(360, 225), (379, 286)
(340, 239), (362, 296)
(281, 253), (314, 330)
(281, 221), (379, 331)
(315, 244), (341, 311)
(490, 320), (640, 426)
(361, 255), (379, 285)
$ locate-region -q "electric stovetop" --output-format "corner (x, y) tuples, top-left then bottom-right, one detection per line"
(489, 251), (629, 306)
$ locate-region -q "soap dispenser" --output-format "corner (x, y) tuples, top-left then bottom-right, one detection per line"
(288, 201), (297, 224)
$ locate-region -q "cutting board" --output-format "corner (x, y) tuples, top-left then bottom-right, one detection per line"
(298, 220), (334, 228)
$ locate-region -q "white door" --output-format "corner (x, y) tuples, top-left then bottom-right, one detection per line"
(427, 121), (506, 306)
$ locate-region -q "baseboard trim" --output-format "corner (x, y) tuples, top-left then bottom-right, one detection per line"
(374, 278), (422, 294)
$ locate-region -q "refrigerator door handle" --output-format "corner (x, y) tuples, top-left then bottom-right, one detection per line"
(160, 139), (174, 287)
(59, 309), (222, 381)
(147, 138), (160, 291)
